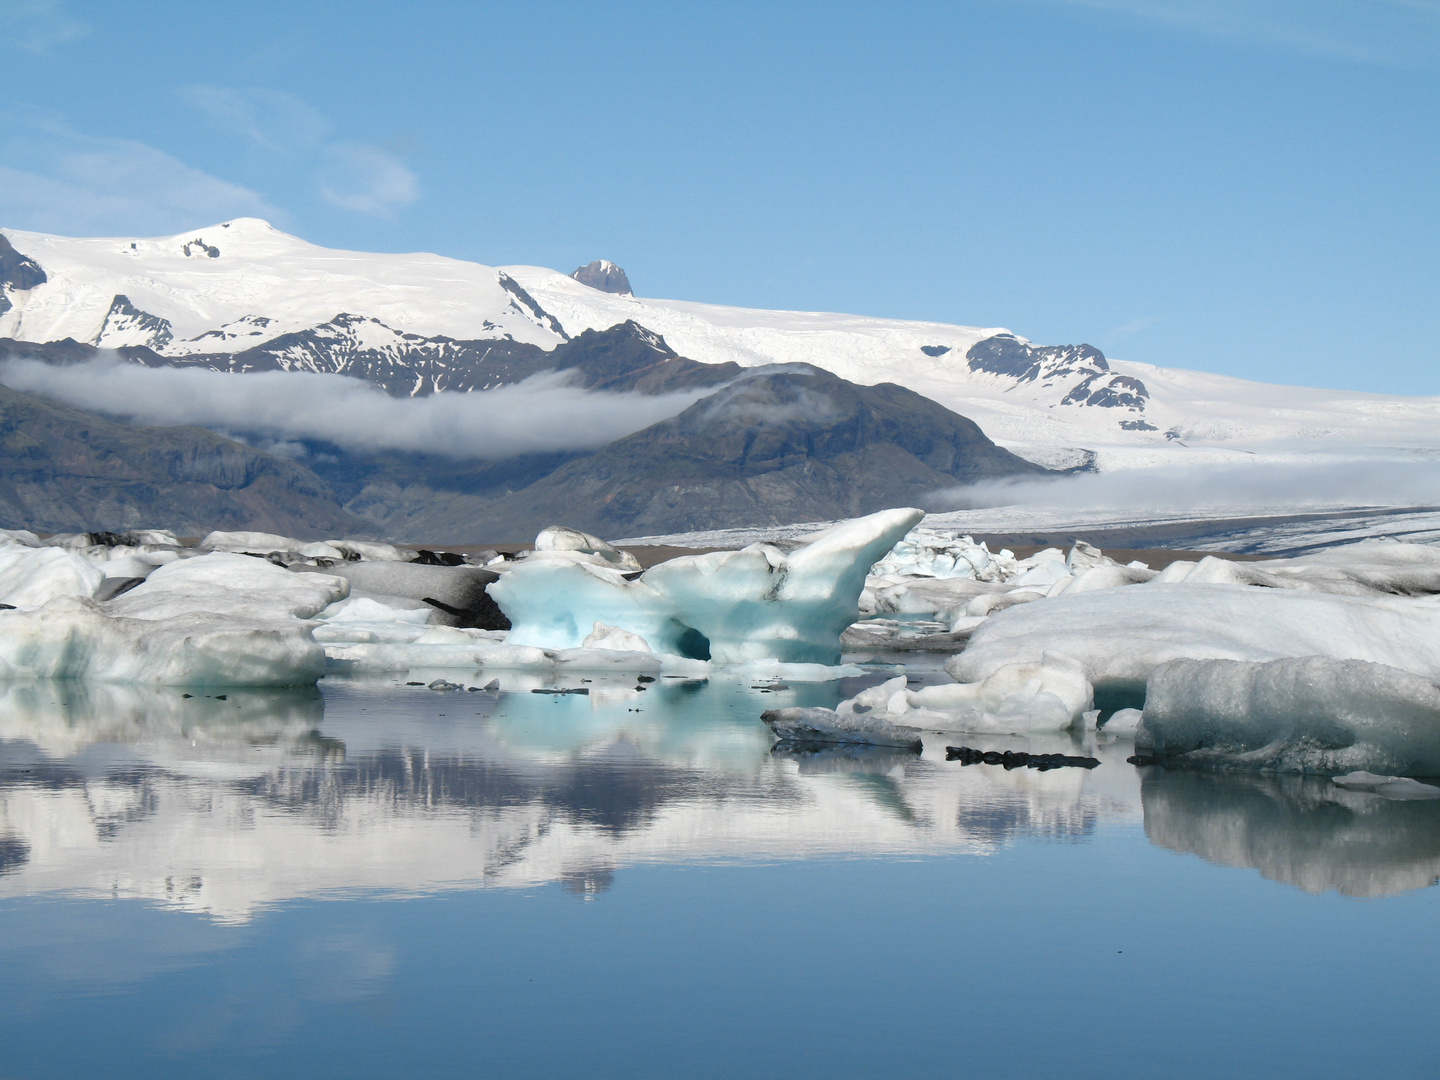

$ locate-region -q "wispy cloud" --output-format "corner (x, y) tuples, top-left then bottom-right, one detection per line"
(0, 112), (279, 236)
(0, 358), (707, 460)
(1101, 315), (1160, 346)
(318, 143), (420, 218)
(180, 85), (331, 154)
(181, 85), (421, 219)
(0, 0), (89, 54)
(1041, 0), (1440, 69)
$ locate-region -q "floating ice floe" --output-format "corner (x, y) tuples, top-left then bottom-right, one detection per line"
(491, 507), (924, 665)
(1101, 708), (1144, 737)
(1331, 772), (1440, 800)
(950, 584), (1440, 700)
(0, 551), (346, 686)
(761, 706), (923, 750)
(762, 652), (1096, 739)
(1137, 656), (1440, 776)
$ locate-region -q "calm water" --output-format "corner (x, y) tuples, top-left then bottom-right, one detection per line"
(2, 669), (1438, 1079)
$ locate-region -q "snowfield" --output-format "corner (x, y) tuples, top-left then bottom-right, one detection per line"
(4, 219), (1439, 481)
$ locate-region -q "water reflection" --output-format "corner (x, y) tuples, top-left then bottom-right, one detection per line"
(0, 674), (1136, 920)
(1141, 767), (1440, 898)
(6, 677), (1440, 917)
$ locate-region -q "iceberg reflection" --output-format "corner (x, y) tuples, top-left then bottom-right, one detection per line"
(0, 675), (1136, 921)
(1140, 767), (1440, 898)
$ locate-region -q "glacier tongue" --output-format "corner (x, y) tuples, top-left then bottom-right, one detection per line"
(491, 507), (924, 665)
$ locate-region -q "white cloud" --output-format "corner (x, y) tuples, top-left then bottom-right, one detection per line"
(180, 85), (331, 153)
(0, 114), (280, 236)
(928, 451), (1440, 513)
(0, 358), (707, 460)
(318, 143), (421, 218)
(1042, 0), (1440, 69)
(177, 86), (423, 219)
(1101, 315), (1160, 346)
(0, 0), (89, 54)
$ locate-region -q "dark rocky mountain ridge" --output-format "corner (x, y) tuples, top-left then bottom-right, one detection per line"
(0, 382), (360, 536)
(460, 365), (1048, 539)
(0, 323), (1050, 541)
(966, 334), (1150, 412)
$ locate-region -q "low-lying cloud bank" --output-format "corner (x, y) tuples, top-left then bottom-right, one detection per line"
(929, 452), (1440, 513)
(1, 358), (708, 460)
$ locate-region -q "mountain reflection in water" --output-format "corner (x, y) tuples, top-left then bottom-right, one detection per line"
(0, 676), (1437, 920)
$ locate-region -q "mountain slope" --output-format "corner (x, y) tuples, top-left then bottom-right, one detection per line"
(6, 219), (1437, 476)
(462, 366), (1046, 538)
(0, 383), (359, 536)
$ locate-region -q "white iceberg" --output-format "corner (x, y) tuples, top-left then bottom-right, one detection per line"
(0, 553), (346, 686)
(0, 540), (105, 607)
(1137, 655), (1440, 776)
(951, 583), (1440, 699)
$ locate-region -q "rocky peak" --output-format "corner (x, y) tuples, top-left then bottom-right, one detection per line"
(0, 233), (48, 315)
(572, 260), (633, 296)
(966, 333), (1148, 413)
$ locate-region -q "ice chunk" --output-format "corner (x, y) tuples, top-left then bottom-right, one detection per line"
(582, 622), (653, 652)
(493, 508), (924, 665)
(299, 560), (504, 629)
(198, 531), (409, 563)
(1331, 772), (1440, 800)
(790, 653), (1095, 737)
(762, 706), (923, 749)
(1138, 656), (1440, 776)
(0, 529), (41, 547)
(0, 553), (347, 686)
(111, 553), (347, 623)
(200, 529), (310, 554)
(0, 597), (327, 685)
(1065, 563), (1158, 594)
(0, 541), (105, 607)
(870, 577), (1006, 617)
(868, 528), (1015, 582)
(320, 596), (433, 626)
(951, 583), (1440, 699)
(1102, 708), (1144, 737)
(534, 526), (642, 571)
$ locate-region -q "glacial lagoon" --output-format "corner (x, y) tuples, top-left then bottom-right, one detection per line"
(2, 668), (1439, 1079)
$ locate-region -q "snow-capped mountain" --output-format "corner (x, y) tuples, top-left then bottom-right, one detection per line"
(3, 218), (1439, 473)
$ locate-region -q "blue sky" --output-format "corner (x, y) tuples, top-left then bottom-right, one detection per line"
(2, 0), (1436, 395)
